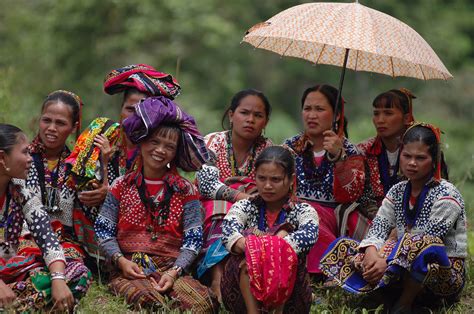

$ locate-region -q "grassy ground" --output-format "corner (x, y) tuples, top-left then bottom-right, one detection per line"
(77, 248), (474, 313)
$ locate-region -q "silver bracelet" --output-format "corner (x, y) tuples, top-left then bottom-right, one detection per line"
(51, 274), (66, 281)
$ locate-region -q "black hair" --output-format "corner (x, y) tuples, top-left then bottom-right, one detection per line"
(254, 146), (295, 179)
(402, 125), (449, 180)
(301, 84), (348, 137)
(122, 88), (147, 107)
(221, 89), (272, 130)
(0, 123), (25, 154)
(42, 90), (82, 138)
(372, 89), (414, 114)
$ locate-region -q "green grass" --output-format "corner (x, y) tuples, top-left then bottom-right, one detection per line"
(77, 256), (474, 313)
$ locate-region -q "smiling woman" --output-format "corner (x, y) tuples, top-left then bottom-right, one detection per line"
(94, 96), (217, 312)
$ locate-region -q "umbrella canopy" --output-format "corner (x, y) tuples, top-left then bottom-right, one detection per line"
(243, 2), (452, 80)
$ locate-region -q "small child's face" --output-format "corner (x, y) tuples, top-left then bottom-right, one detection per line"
(400, 141), (433, 183)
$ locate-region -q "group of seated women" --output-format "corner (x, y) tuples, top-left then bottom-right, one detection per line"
(0, 63), (466, 313)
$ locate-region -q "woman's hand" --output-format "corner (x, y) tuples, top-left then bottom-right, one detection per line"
(232, 237), (246, 255)
(78, 182), (108, 207)
(94, 134), (113, 165)
(322, 130), (343, 158)
(362, 246), (387, 284)
(150, 269), (178, 293)
(117, 257), (146, 280)
(275, 230), (289, 238)
(51, 279), (74, 312)
(0, 280), (16, 309)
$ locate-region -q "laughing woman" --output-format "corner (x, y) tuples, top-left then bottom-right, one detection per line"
(196, 89), (272, 299)
(320, 123), (466, 313)
(95, 97), (217, 312)
(0, 124), (89, 312)
(284, 84), (365, 276)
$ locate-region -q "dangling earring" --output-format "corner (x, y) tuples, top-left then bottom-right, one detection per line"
(262, 128), (266, 136)
(4, 166), (10, 172)
(229, 121), (233, 130)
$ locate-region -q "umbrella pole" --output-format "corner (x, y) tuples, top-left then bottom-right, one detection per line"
(333, 48), (350, 133)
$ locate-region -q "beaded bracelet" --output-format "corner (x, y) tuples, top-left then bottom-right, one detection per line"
(112, 252), (124, 266)
(50, 271), (66, 281)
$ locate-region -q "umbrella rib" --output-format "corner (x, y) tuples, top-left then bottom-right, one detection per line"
(390, 57), (395, 78)
(255, 37), (267, 49)
(281, 40), (294, 57)
(315, 44), (326, 64)
(418, 64), (427, 80)
(354, 50), (359, 71)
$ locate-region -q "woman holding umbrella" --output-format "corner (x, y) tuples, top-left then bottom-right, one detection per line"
(284, 84), (365, 278)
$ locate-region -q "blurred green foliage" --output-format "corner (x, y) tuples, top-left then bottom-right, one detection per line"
(0, 0), (472, 220)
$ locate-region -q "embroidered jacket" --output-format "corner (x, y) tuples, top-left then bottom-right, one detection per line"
(360, 179), (467, 258)
(1, 179), (65, 266)
(196, 131), (272, 201)
(222, 199), (319, 255)
(95, 170), (204, 270)
(357, 136), (403, 208)
(284, 133), (364, 206)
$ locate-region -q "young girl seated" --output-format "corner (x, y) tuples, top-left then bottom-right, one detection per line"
(320, 123), (466, 313)
(221, 146), (319, 314)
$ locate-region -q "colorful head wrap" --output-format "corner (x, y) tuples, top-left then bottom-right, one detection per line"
(103, 64), (181, 99)
(122, 96), (209, 172)
(402, 122), (443, 181)
(65, 117), (120, 189)
(245, 234), (298, 309)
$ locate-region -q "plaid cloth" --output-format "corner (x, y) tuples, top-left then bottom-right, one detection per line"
(103, 63), (181, 99)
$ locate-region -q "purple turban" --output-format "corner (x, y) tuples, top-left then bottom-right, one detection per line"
(122, 96), (209, 171)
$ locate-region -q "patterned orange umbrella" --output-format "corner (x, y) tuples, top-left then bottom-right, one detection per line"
(243, 1), (452, 126)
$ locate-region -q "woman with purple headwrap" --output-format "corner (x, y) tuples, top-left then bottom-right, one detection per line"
(94, 97), (217, 312)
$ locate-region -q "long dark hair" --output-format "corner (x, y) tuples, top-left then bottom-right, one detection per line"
(0, 123), (25, 154)
(255, 146), (295, 179)
(221, 89), (272, 130)
(301, 84), (348, 137)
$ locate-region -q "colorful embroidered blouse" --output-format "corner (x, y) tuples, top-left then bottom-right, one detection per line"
(357, 136), (403, 208)
(197, 131), (272, 201)
(1, 179), (65, 266)
(284, 133), (363, 206)
(222, 199), (319, 255)
(359, 179), (467, 258)
(26, 141), (77, 230)
(95, 170), (204, 271)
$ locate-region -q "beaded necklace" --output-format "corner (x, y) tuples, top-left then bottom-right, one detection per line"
(136, 170), (173, 241)
(226, 131), (256, 177)
(32, 148), (69, 214)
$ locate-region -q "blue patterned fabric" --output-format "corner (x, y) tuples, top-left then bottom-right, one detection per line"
(284, 133), (360, 205)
